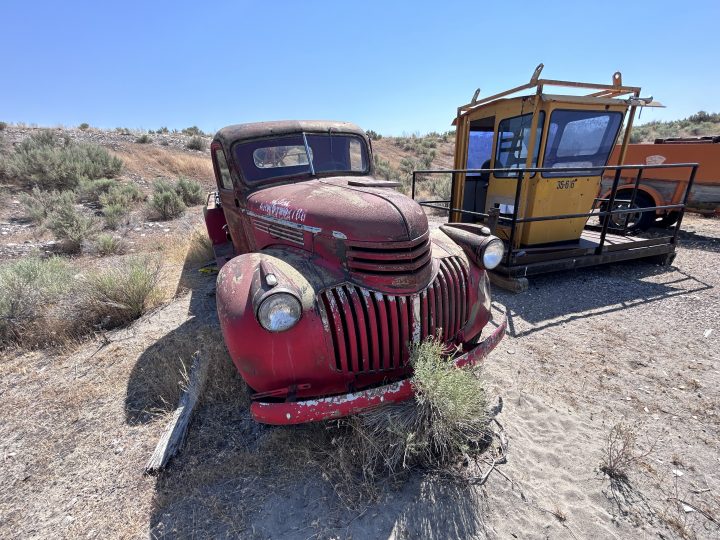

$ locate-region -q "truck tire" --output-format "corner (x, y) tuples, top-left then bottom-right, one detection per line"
(656, 211), (680, 228)
(601, 191), (656, 233)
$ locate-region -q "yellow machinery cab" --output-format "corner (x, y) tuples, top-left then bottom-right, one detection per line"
(411, 65), (699, 290)
(452, 64), (640, 246)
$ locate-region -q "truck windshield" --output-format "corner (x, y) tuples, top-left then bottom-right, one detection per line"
(234, 133), (369, 183)
(542, 110), (623, 177)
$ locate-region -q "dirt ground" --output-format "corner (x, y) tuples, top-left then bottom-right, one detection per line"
(1, 213), (717, 539)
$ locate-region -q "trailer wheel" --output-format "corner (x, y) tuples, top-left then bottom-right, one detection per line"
(602, 191), (655, 232)
(655, 211), (680, 229)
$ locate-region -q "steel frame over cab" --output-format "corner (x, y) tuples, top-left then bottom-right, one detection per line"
(204, 121), (507, 424)
(411, 65), (699, 291)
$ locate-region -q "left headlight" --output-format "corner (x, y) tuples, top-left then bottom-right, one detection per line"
(257, 292), (302, 332)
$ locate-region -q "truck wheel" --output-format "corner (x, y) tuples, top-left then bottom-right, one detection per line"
(655, 211), (680, 228)
(601, 191), (655, 233)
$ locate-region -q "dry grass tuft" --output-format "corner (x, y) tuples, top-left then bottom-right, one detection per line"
(0, 256), (75, 346)
(600, 422), (652, 482)
(186, 227), (215, 264)
(82, 255), (165, 329)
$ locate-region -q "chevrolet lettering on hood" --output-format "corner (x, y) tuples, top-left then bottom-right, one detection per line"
(203, 120), (506, 424)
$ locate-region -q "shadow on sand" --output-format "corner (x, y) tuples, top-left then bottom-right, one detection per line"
(494, 259), (713, 338)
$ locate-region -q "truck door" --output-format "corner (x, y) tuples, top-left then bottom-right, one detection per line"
(211, 143), (252, 255)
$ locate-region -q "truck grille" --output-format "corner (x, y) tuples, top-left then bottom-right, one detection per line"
(319, 257), (469, 373)
(345, 232), (431, 275)
(252, 217), (304, 246)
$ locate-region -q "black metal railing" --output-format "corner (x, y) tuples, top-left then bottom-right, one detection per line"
(410, 163), (699, 266)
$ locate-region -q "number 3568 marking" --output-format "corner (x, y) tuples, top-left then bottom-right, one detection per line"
(556, 179), (577, 190)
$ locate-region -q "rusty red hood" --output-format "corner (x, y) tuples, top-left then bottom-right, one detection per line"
(246, 176), (428, 243)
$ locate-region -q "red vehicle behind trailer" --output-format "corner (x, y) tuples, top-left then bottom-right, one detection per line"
(203, 121), (506, 425)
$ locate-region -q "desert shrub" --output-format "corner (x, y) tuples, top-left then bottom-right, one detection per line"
(100, 183), (144, 208)
(426, 173), (452, 201)
(1, 130), (123, 189)
(45, 202), (99, 253)
(185, 136), (206, 151)
(150, 181), (186, 219)
(136, 134), (152, 144)
(157, 126), (169, 134)
(372, 155), (401, 181)
(77, 177), (115, 202)
(78, 123), (90, 131)
(366, 130), (382, 140)
(94, 233), (126, 256)
(160, 139), (169, 146)
(83, 255), (163, 328)
(0, 121), (7, 131)
(20, 188), (76, 224)
(103, 204), (130, 230)
(182, 126), (204, 136)
(0, 256), (74, 346)
(175, 177), (204, 205)
(331, 338), (489, 485)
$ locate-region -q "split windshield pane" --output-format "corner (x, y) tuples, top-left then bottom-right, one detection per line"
(234, 133), (369, 183)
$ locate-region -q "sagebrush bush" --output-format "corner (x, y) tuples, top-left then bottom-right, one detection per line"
(0, 256), (75, 346)
(0, 121), (7, 131)
(94, 234), (126, 256)
(136, 134), (152, 144)
(99, 183), (144, 207)
(77, 178), (115, 202)
(84, 255), (163, 328)
(45, 202), (99, 253)
(103, 204), (130, 230)
(78, 123), (90, 131)
(20, 188), (76, 224)
(182, 126), (204, 136)
(175, 177), (204, 205)
(1, 130), (123, 189)
(185, 136), (206, 151)
(150, 180), (186, 219)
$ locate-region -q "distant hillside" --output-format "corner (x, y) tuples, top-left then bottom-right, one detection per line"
(630, 111), (720, 143)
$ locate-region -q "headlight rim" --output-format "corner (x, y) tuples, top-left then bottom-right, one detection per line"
(481, 237), (505, 270)
(256, 290), (302, 333)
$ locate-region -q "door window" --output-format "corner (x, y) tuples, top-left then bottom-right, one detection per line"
(494, 112), (545, 177)
(214, 147), (233, 190)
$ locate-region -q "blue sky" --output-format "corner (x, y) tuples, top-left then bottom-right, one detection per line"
(1, 0), (718, 135)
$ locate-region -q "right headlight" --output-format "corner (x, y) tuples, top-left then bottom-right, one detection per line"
(482, 238), (505, 270)
(257, 292), (302, 332)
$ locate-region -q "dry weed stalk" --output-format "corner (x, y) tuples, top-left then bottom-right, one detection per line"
(600, 422), (653, 482)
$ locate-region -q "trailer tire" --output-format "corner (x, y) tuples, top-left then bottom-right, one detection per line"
(655, 211), (680, 229)
(601, 191), (655, 232)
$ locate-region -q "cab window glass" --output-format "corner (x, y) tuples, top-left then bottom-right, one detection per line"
(542, 110), (623, 177)
(214, 148), (233, 190)
(494, 112), (544, 177)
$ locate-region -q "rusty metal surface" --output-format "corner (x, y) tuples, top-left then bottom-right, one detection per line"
(214, 120), (367, 148)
